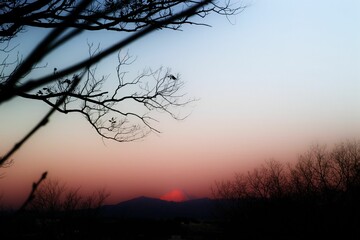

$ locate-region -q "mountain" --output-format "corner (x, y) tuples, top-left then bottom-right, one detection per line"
(100, 196), (217, 220)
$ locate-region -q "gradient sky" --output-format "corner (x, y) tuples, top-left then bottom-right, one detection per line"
(1, 0), (360, 206)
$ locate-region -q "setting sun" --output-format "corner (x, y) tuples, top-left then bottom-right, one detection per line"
(160, 189), (189, 202)
(1, 0), (360, 238)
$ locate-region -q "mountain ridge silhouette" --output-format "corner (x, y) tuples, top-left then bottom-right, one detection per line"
(101, 196), (216, 219)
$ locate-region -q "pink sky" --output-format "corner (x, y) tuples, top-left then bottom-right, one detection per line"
(1, 1), (360, 207)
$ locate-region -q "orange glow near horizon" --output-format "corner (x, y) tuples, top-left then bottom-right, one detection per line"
(1, 0), (360, 209)
(160, 189), (189, 202)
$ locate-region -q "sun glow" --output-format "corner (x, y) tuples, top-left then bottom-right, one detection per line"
(160, 189), (189, 202)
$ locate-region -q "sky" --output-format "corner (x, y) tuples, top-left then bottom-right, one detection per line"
(1, 0), (360, 206)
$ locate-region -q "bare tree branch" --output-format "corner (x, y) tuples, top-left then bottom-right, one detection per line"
(0, 1), (243, 41)
(0, 0), (218, 104)
(0, 71), (83, 166)
(18, 171), (48, 212)
(0, 0), (240, 162)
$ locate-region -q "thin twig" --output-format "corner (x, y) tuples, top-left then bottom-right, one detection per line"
(0, 0), (212, 104)
(0, 72), (83, 166)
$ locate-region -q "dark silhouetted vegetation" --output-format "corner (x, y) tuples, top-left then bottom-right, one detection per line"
(0, 0), (241, 219)
(212, 140), (360, 239)
(2, 140), (359, 239)
(0, 0), (243, 166)
(1, 178), (110, 239)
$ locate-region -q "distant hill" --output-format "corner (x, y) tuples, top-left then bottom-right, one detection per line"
(100, 196), (218, 220)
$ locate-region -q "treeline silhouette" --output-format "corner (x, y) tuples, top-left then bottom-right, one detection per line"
(1, 140), (359, 239)
(213, 140), (360, 239)
(0, 179), (110, 239)
(0, 179), (216, 239)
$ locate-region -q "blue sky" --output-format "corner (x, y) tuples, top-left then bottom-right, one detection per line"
(1, 0), (360, 205)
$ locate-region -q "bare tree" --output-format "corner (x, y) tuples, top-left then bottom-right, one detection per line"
(62, 187), (83, 212)
(18, 47), (191, 142)
(29, 178), (65, 212)
(0, 0), (242, 214)
(289, 144), (341, 199)
(213, 140), (360, 202)
(0, 0), (243, 168)
(246, 160), (288, 199)
(212, 140), (360, 237)
(29, 178), (110, 213)
(263, 160), (288, 198)
(0, 0), (240, 42)
(213, 160), (289, 201)
(331, 140), (360, 192)
(0, 0), (242, 103)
